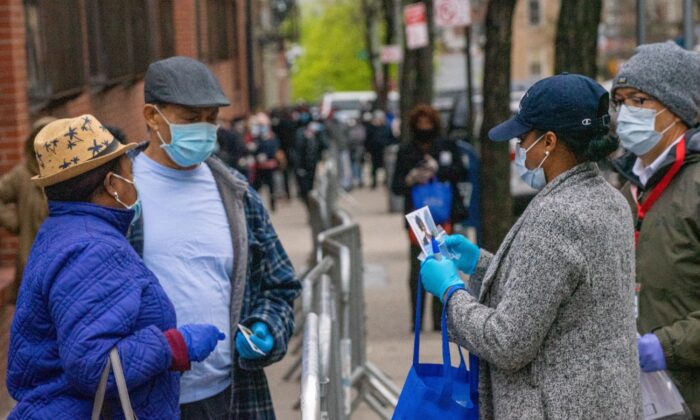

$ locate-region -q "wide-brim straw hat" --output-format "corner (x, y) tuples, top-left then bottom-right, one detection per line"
(31, 114), (136, 187)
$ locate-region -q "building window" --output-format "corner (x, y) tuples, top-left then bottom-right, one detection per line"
(87, 0), (175, 88)
(206, 0), (233, 62)
(24, 0), (85, 106)
(529, 59), (542, 78)
(528, 0), (541, 26)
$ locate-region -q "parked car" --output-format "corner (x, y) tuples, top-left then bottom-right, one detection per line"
(321, 91), (399, 123)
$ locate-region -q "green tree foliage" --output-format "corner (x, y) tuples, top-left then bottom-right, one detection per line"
(292, 0), (373, 102)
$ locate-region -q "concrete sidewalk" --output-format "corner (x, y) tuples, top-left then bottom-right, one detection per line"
(266, 185), (445, 419)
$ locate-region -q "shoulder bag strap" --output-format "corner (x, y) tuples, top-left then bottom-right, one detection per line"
(92, 348), (136, 420)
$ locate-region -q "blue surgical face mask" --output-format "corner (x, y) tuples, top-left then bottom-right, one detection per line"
(111, 173), (142, 225)
(154, 107), (218, 167)
(616, 105), (676, 157)
(515, 134), (549, 191)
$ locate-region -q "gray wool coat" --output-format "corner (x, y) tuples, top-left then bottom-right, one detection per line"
(447, 163), (643, 420)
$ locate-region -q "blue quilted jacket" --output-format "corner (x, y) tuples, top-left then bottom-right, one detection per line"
(7, 201), (180, 419)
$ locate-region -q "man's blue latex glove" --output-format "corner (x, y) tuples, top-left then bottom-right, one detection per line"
(236, 321), (275, 360)
(178, 324), (226, 362)
(420, 257), (465, 303)
(444, 234), (481, 274)
(638, 333), (667, 372)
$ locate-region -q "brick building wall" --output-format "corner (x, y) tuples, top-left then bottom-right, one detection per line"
(0, 0), (255, 283)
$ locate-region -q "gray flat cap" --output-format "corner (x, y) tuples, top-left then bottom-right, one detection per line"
(144, 56), (230, 107)
(612, 41), (700, 127)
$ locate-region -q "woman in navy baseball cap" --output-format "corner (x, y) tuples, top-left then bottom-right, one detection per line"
(418, 74), (642, 419)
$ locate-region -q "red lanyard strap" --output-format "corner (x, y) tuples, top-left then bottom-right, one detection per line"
(632, 137), (686, 244)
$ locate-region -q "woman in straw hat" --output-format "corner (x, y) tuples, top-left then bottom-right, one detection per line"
(7, 115), (225, 419)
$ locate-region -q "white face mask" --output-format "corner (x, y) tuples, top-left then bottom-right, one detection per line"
(616, 105), (676, 156)
(514, 134), (549, 191)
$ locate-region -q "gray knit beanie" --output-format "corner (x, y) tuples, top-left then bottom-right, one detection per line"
(612, 41), (700, 127)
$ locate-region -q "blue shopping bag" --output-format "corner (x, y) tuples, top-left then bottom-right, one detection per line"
(411, 179), (453, 224)
(393, 282), (479, 419)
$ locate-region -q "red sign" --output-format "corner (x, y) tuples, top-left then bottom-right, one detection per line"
(404, 3), (429, 49)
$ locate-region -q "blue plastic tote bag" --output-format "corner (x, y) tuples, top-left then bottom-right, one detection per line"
(411, 179), (453, 224)
(393, 282), (479, 419)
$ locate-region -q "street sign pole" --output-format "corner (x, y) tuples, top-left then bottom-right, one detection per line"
(636, 0), (646, 45)
(465, 25), (474, 139)
(684, 0), (694, 50)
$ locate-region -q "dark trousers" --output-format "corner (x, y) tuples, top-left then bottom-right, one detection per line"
(370, 152), (384, 188)
(254, 169), (276, 212)
(410, 244), (443, 331)
(181, 387), (231, 420)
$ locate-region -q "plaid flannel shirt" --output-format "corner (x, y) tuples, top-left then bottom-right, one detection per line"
(128, 146), (300, 419)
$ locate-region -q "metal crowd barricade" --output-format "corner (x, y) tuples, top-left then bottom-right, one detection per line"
(284, 257), (335, 382)
(301, 313), (320, 420)
(317, 217), (400, 419)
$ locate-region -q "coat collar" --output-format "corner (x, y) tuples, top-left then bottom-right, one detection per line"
(48, 201), (133, 235)
(478, 162), (599, 302)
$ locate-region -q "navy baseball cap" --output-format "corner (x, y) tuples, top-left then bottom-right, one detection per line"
(488, 73), (610, 141)
(144, 56), (230, 108)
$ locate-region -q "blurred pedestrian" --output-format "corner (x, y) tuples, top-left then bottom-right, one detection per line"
(347, 118), (367, 187)
(271, 107), (297, 199)
(8, 115), (223, 419)
(292, 116), (326, 207)
(325, 110), (353, 190)
(611, 41), (700, 417)
(216, 123), (252, 178)
(365, 110), (395, 189)
(137, 56), (301, 418)
(420, 74), (641, 419)
(252, 113), (281, 212)
(0, 117), (54, 304)
(391, 104), (467, 331)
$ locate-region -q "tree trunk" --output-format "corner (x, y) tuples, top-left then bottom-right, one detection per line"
(479, 0), (516, 252)
(400, 0), (434, 141)
(362, 0), (380, 99)
(377, 0), (397, 111)
(554, 0), (603, 77)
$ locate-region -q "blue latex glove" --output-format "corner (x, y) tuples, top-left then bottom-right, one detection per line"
(420, 257), (465, 303)
(444, 234), (481, 274)
(236, 321), (275, 360)
(638, 333), (667, 372)
(178, 324), (226, 362)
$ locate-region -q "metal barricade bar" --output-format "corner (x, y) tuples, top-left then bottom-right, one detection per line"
(301, 313), (320, 420)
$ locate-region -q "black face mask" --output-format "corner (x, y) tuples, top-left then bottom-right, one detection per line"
(414, 128), (438, 143)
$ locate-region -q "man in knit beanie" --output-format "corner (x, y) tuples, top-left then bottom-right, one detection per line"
(612, 41), (700, 418)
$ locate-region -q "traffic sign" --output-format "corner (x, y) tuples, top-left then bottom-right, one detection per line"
(404, 3), (429, 49)
(435, 0), (471, 28)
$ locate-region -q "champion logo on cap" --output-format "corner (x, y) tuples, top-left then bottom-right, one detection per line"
(582, 118), (592, 126)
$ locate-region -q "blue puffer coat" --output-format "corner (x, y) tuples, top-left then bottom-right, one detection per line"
(7, 201), (180, 419)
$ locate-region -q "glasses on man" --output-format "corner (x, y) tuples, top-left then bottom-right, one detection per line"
(610, 95), (657, 113)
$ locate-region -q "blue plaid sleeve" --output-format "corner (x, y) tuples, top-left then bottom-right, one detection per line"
(239, 187), (301, 370)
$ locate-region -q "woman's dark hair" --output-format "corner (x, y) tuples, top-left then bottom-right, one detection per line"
(408, 103), (442, 133)
(44, 156), (122, 202)
(539, 94), (619, 162)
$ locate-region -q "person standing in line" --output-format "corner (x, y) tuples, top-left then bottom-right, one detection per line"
(252, 113), (281, 212)
(0, 117), (54, 304)
(365, 110), (395, 188)
(611, 41), (700, 418)
(8, 115), (222, 419)
(133, 56), (300, 419)
(420, 74), (641, 419)
(392, 104), (467, 331)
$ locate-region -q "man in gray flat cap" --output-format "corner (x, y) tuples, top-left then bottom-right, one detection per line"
(128, 55), (300, 419)
(612, 41), (700, 418)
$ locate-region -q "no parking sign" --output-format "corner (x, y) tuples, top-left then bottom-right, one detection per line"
(435, 0), (471, 28)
